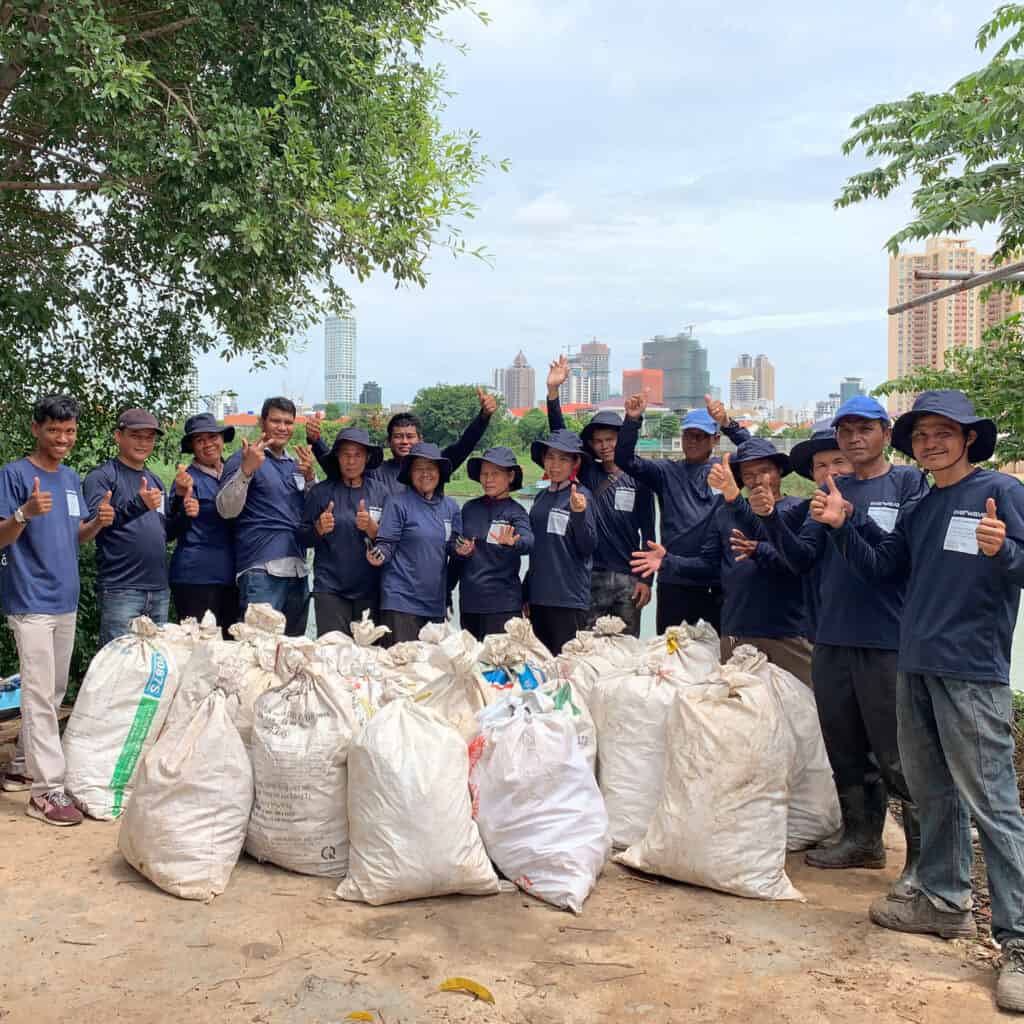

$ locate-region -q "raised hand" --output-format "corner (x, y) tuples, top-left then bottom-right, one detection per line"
(174, 463), (194, 497)
(708, 452), (740, 503)
(547, 355), (570, 398)
(184, 494), (200, 518)
(355, 498), (371, 532)
(139, 476), (163, 512)
(624, 389), (648, 421)
(748, 484), (775, 518)
(304, 418), (321, 445)
(22, 476), (52, 519)
(729, 528), (758, 562)
(478, 386), (498, 417)
(630, 540), (665, 579)
(295, 444), (316, 482)
(569, 483), (587, 513)
(705, 393), (729, 427)
(241, 434), (267, 477)
(978, 497), (1007, 557)
(495, 524), (520, 547)
(810, 475), (847, 529)
(455, 536), (476, 557)
(96, 490), (114, 529)
(316, 499), (336, 537)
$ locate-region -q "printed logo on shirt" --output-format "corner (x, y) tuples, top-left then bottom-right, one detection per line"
(614, 487), (636, 513)
(487, 519), (510, 545)
(369, 506), (383, 524)
(547, 508), (570, 536)
(293, 473), (306, 492)
(943, 510), (982, 556)
(65, 490), (81, 518)
(867, 500), (899, 533)
(444, 518), (452, 542)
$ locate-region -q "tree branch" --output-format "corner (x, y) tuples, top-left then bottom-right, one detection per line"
(0, 2), (49, 109)
(153, 77), (201, 132)
(0, 176), (156, 191)
(125, 16), (199, 43)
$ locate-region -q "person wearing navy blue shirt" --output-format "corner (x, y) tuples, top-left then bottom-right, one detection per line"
(615, 389), (750, 634)
(524, 430), (598, 655)
(302, 428), (389, 638)
(368, 443), (463, 645)
(166, 413), (238, 637)
(84, 408), (171, 645)
(0, 395), (113, 827)
(545, 356), (655, 636)
(216, 396), (317, 636)
(811, 390), (1024, 1013)
(451, 447), (534, 641)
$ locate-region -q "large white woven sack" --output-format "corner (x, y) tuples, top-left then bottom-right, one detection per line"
(63, 617), (186, 820)
(590, 660), (697, 849)
(414, 649), (493, 742)
(118, 681), (253, 900)
(478, 619), (553, 695)
(725, 646), (840, 850)
(245, 653), (359, 877)
(615, 665), (801, 901)
(646, 622), (720, 679)
(337, 699), (499, 906)
(557, 616), (644, 706)
(471, 693), (610, 913)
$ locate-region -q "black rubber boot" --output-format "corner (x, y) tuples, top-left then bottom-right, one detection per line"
(805, 785), (887, 870)
(889, 801), (921, 900)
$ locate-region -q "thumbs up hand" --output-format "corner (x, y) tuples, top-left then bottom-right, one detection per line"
(977, 496), (1007, 556)
(478, 386), (497, 417)
(174, 463), (193, 497)
(22, 476), (52, 519)
(810, 475), (847, 529)
(138, 475), (163, 511)
(748, 484), (775, 518)
(708, 453), (740, 503)
(705, 393), (729, 427)
(355, 498), (371, 532)
(316, 499), (336, 537)
(96, 489), (115, 528)
(569, 482), (587, 513)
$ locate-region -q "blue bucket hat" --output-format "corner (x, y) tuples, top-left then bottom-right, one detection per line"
(892, 389), (996, 463)
(530, 429), (591, 470)
(729, 437), (790, 485)
(180, 412), (235, 453)
(325, 427), (384, 479)
(468, 446), (524, 492)
(580, 410), (623, 448)
(681, 409), (720, 435)
(398, 442), (452, 485)
(789, 418), (842, 481)
(831, 395), (890, 428)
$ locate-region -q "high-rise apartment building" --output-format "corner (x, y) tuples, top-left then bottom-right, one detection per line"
(183, 361), (201, 416)
(729, 373), (757, 409)
(359, 380), (382, 406)
(324, 313), (357, 405)
(493, 351), (536, 409)
(642, 329), (710, 411)
(888, 237), (1021, 413)
(840, 377), (865, 404)
(622, 368), (664, 405)
(729, 352), (774, 405)
(577, 339), (610, 403)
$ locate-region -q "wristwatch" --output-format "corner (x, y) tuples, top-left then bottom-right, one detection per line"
(13, 507), (27, 525)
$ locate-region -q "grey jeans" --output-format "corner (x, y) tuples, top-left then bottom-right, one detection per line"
(588, 570), (642, 637)
(899, 672), (1024, 944)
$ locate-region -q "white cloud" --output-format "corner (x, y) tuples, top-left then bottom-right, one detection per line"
(513, 192), (574, 230)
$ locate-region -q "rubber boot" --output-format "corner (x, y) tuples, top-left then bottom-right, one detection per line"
(805, 785), (887, 869)
(888, 801), (921, 900)
(997, 940), (1024, 1013)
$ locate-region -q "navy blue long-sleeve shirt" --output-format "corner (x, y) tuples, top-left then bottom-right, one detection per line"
(167, 464), (235, 586)
(455, 496), (534, 614)
(614, 414), (750, 587)
(829, 468), (1024, 684)
(546, 398), (655, 576)
(525, 482), (598, 610)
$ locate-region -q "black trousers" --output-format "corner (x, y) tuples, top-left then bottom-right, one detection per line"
(313, 592), (379, 639)
(812, 643), (911, 800)
(379, 609), (443, 647)
(171, 582), (238, 639)
(530, 605), (587, 656)
(460, 609), (516, 642)
(656, 582), (722, 635)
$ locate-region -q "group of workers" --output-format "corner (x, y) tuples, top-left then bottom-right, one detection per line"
(2, 367), (1024, 1010)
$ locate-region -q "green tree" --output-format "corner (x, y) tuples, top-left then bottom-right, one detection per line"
(411, 383), (500, 450)
(659, 414), (681, 440)
(780, 425), (813, 439)
(755, 422), (776, 438)
(516, 408), (549, 449)
(324, 402), (343, 421)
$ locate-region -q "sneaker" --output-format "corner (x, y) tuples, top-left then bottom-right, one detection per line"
(2, 771), (33, 792)
(869, 892), (977, 940)
(26, 790), (83, 827)
(998, 941), (1024, 1013)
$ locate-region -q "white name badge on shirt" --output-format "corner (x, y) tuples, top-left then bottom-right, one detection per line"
(369, 506), (383, 524)
(614, 488), (636, 513)
(65, 490), (81, 518)
(547, 508), (570, 536)
(867, 503), (898, 533)
(444, 518), (452, 541)
(293, 473), (305, 492)
(159, 493), (166, 516)
(943, 513), (981, 556)
(487, 519), (510, 545)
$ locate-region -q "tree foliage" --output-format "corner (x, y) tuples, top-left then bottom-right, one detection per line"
(515, 408), (548, 449)
(658, 413), (681, 439)
(411, 383), (501, 450)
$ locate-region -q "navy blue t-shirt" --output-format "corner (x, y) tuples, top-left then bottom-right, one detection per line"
(303, 476), (390, 601)
(457, 496), (534, 614)
(167, 464), (235, 585)
(526, 483), (598, 610)
(84, 458), (169, 591)
(0, 459), (87, 614)
(834, 469), (1024, 684)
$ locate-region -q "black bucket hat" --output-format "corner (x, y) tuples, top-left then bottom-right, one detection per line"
(789, 418), (841, 481)
(180, 412), (235, 453)
(398, 442), (452, 485)
(580, 410), (623, 448)
(468, 446), (524, 492)
(729, 437), (791, 485)
(892, 389), (997, 463)
(530, 428), (592, 470)
(325, 427), (384, 479)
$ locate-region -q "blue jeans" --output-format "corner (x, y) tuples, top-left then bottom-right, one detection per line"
(898, 672), (1024, 943)
(238, 570), (309, 637)
(98, 587), (170, 646)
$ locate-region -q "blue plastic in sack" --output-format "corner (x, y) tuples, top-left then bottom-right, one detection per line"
(0, 675), (21, 717)
(482, 665), (545, 692)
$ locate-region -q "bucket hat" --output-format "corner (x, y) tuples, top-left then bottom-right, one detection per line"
(681, 409), (720, 435)
(831, 395), (890, 428)
(580, 410), (623, 448)
(789, 419), (841, 481)
(892, 389), (996, 463)
(468, 446), (524, 492)
(530, 429), (591, 470)
(397, 442), (452, 485)
(729, 437), (791, 485)
(180, 412), (235, 453)
(325, 427), (384, 478)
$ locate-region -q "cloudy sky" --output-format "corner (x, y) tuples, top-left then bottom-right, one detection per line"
(198, 0), (1002, 412)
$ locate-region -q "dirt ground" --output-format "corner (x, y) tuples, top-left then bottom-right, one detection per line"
(0, 784), (1010, 1024)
